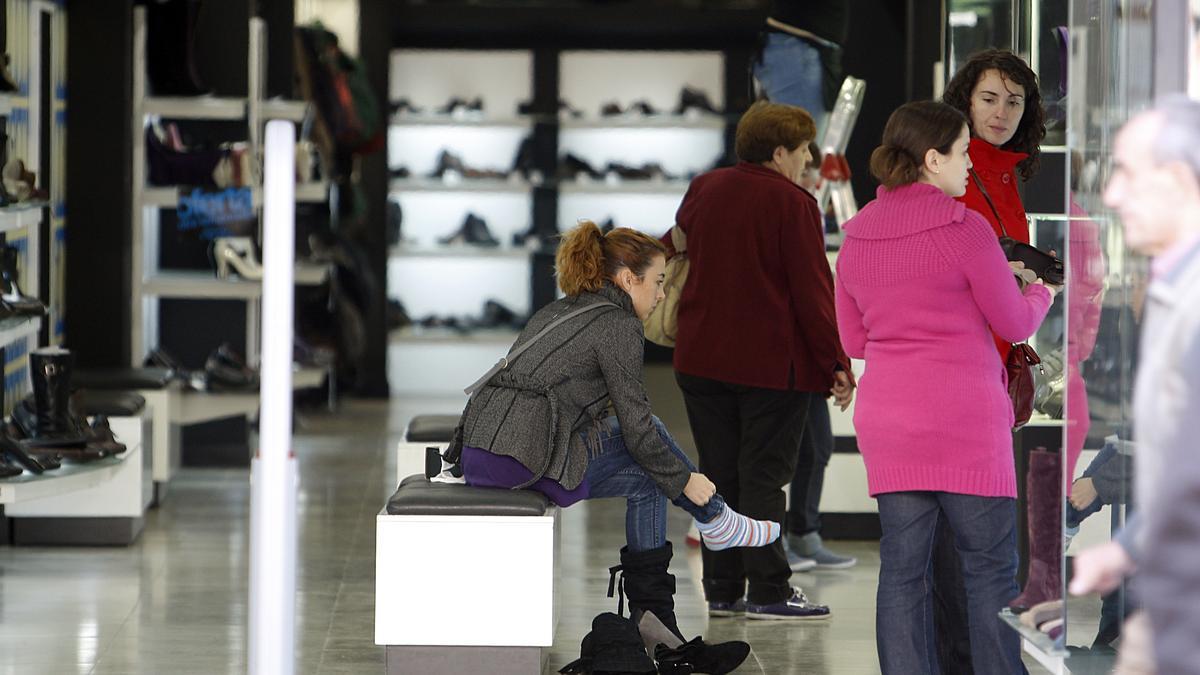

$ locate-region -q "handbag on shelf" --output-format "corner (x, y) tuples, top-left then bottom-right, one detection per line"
(642, 225), (689, 348)
(970, 170), (1049, 429)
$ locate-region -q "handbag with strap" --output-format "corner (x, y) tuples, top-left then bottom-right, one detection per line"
(643, 226), (688, 347)
(969, 169), (1046, 430)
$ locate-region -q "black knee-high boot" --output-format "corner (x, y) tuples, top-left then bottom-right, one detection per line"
(609, 542), (750, 675)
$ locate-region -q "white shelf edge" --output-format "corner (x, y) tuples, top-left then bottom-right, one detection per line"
(389, 177), (535, 194)
(0, 93), (12, 116)
(293, 366), (326, 390)
(142, 186), (263, 209)
(261, 99), (308, 122)
(0, 316), (42, 347)
(142, 272), (263, 299)
(143, 96), (247, 120)
(389, 245), (534, 260)
(0, 204), (45, 234)
(558, 181), (691, 195)
(295, 262), (332, 286)
(560, 115), (725, 130)
(174, 390), (259, 425)
(296, 182), (328, 203)
(389, 327), (521, 345)
(389, 114), (533, 128)
(0, 454), (130, 505)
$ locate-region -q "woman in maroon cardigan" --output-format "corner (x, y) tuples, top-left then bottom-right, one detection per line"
(665, 100), (853, 620)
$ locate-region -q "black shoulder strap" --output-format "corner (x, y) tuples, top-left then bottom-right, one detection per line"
(969, 168), (1009, 239)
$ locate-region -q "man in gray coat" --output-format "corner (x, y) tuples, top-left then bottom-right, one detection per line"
(1070, 96), (1200, 673)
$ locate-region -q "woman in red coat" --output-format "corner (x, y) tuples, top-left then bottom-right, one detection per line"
(936, 49), (1048, 674)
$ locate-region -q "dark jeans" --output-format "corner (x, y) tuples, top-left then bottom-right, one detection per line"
(582, 415), (724, 552)
(932, 520), (974, 674)
(675, 370), (811, 605)
(788, 394), (833, 536)
(876, 492), (1024, 675)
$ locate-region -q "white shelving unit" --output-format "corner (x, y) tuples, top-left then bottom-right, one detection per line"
(127, 8), (331, 481)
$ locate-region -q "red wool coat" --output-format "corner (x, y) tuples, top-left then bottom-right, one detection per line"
(664, 162), (849, 392)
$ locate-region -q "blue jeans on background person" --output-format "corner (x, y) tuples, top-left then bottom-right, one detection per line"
(876, 492), (1025, 675)
(752, 32), (829, 134)
(582, 415), (724, 552)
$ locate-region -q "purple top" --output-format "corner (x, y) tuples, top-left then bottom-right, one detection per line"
(461, 446), (589, 507)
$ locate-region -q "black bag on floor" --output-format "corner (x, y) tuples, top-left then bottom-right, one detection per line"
(559, 612), (657, 675)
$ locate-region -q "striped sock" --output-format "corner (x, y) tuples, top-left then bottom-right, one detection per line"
(694, 505), (780, 551)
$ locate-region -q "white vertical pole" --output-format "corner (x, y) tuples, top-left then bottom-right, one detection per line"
(249, 120), (297, 675)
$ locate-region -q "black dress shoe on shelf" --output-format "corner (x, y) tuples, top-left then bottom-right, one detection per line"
(600, 101), (623, 117)
(511, 136), (537, 181)
(674, 86), (722, 115)
(0, 54), (17, 93)
(87, 415), (127, 456)
(476, 299), (522, 329)
(204, 344), (259, 391)
(558, 154), (604, 181)
(627, 100), (660, 116)
(390, 98), (423, 115)
(438, 213), (500, 248)
(512, 223), (559, 249)
(0, 435), (53, 474)
(436, 96), (484, 116)
(0, 457), (21, 478)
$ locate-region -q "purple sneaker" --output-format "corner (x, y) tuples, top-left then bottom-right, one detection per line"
(707, 597), (747, 617)
(746, 586), (831, 621)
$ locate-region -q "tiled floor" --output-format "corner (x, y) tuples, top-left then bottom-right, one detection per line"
(0, 366), (1112, 673)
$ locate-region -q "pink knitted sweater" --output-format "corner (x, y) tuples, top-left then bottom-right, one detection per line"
(836, 183), (1053, 498)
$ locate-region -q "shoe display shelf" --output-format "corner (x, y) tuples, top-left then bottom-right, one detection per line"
(2, 410), (153, 546)
(129, 8), (331, 477)
(555, 51), (726, 241)
(387, 50), (538, 394)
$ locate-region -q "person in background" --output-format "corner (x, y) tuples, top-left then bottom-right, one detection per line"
(666, 100), (854, 620)
(453, 221), (778, 668)
(939, 48), (1048, 673)
(752, 0), (849, 136)
(836, 100), (1054, 674)
(1070, 96), (1200, 675)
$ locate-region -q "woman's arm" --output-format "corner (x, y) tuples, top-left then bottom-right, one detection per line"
(835, 270), (867, 359)
(960, 219), (1054, 342)
(594, 316), (691, 498)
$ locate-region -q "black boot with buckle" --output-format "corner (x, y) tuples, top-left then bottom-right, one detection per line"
(609, 542), (751, 675)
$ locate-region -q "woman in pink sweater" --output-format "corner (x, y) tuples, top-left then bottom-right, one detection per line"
(836, 101), (1055, 674)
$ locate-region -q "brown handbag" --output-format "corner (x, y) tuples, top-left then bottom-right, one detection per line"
(1006, 342), (1042, 429)
(971, 169), (1047, 429)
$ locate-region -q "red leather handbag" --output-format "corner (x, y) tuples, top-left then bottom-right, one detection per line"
(1006, 343), (1043, 429)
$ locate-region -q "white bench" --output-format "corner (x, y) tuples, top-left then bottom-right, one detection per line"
(375, 464), (561, 674)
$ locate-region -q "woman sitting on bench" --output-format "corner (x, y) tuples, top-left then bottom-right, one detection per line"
(453, 220), (774, 660)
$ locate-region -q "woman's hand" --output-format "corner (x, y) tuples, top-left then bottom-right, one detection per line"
(684, 472), (717, 506)
(831, 370), (855, 411)
(1033, 278), (1061, 299)
(1009, 261), (1037, 288)
(1070, 477), (1099, 510)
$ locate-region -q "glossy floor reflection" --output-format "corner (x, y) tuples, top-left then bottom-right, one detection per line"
(0, 367), (1098, 673)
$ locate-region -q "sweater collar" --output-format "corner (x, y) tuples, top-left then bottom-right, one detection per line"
(844, 182), (967, 240)
(969, 136), (1027, 173)
(733, 161), (815, 202)
(589, 280), (636, 315)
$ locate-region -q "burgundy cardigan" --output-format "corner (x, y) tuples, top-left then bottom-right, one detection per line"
(664, 162), (849, 392)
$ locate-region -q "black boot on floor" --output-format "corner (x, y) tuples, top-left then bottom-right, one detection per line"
(611, 542), (751, 675)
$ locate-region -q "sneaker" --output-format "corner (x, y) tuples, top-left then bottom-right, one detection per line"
(746, 587), (831, 621)
(707, 598), (747, 617)
(788, 532), (857, 570)
(785, 545), (818, 572)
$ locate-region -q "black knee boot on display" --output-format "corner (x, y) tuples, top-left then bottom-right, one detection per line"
(1009, 448), (1063, 613)
(12, 348), (89, 448)
(610, 542), (750, 675)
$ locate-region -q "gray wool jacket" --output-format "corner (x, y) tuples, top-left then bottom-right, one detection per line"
(458, 282), (691, 499)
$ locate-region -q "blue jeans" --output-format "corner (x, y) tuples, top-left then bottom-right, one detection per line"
(876, 492), (1024, 675)
(582, 415), (724, 552)
(753, 33), (829, 135)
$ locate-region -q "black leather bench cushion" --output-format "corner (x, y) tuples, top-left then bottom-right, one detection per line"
(386, 474), (549, 517)
(405, 414), (460, 442)
(77, 391), (147, 417)
(75, 367), (174, 390)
